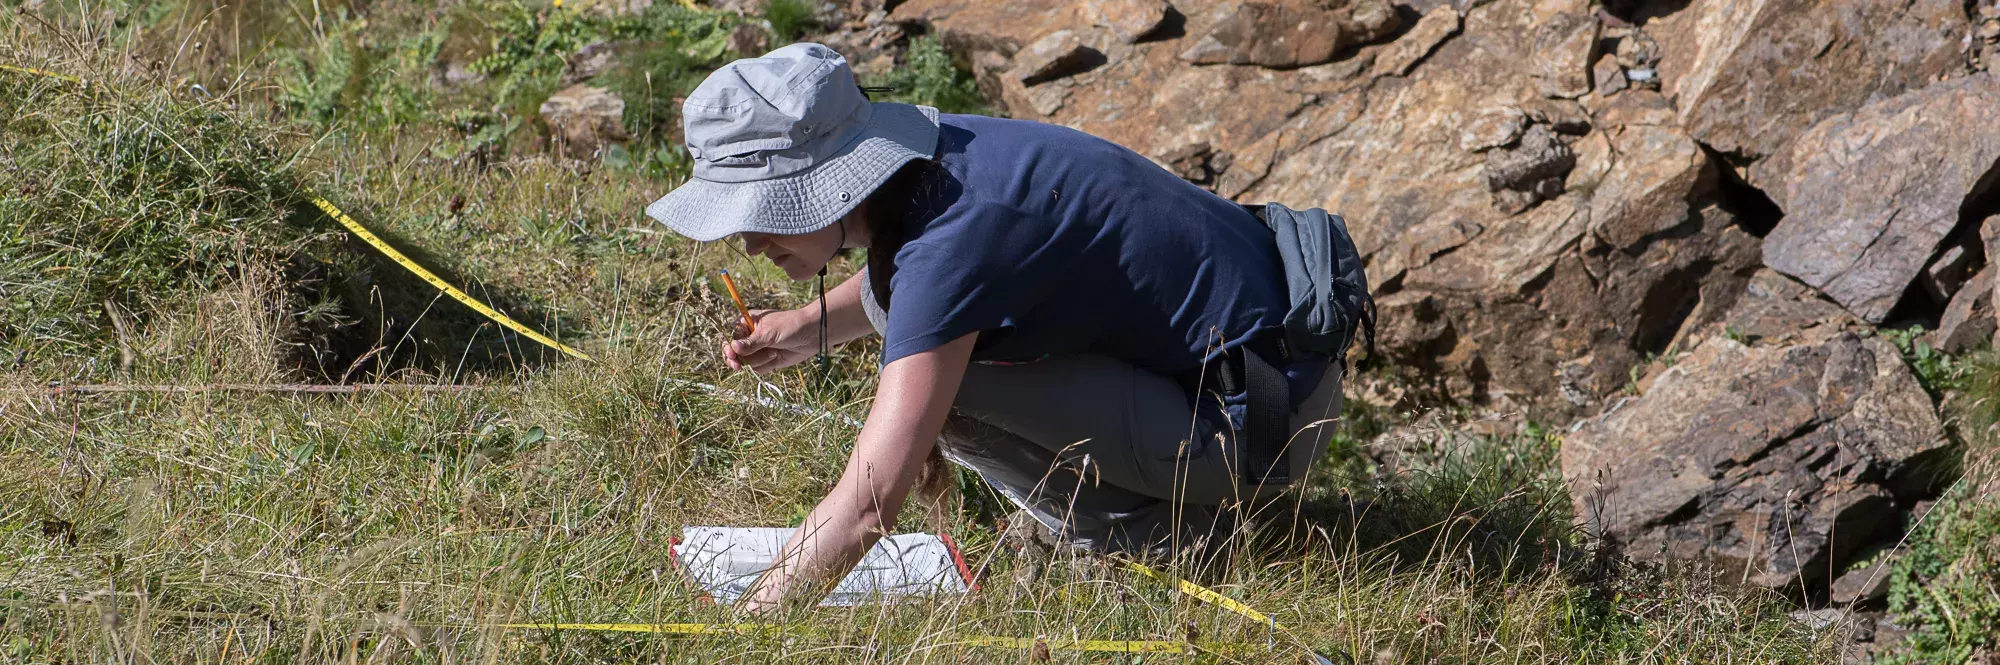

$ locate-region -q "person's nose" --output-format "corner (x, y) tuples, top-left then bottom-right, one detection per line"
(741, 234), (770, 257)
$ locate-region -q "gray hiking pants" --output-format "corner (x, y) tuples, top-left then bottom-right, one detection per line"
(942, 355), (1345, 555)
(860, 269), (1344, 554)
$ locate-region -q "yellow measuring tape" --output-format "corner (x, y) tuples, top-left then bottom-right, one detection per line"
(0, 62), (83, 84)
(309, 197), (591, 361)
(1122, 559), (1277, 626)
(492, 561), (1305, 656)
(2, 60), (590, 362)
(494, 621), (1234, 654)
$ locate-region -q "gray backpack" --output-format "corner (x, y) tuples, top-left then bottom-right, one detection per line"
(1246, 203), (1376, 367)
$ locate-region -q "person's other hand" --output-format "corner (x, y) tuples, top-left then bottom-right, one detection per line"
(724, 308), (818, 372)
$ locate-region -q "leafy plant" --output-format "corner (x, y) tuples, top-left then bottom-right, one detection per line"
(1884, 481), (2000, 663)
(1882, 326), (1966, 396)
(863, 36), (995, 116)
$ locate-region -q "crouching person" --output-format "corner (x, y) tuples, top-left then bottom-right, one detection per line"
(646, 43), (1373, 611)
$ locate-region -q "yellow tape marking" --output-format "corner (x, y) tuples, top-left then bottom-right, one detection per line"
(3, 61), (590, 363)
(501, 622), (1231, 654)
(1121, 559), (1277, 627)
(310, 196), (591, 361)
(0, 62), (83, 84)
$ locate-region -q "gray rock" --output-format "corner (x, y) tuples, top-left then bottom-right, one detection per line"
(1482, 125), (1574, 213)
(1923, 243), (1975, 304)
(1760, 73), (2000, 323)
(563, 41), (620, 85)
(1563, 332), (1952, 592)
(1831, 555), (1897, 605)
(1711, 269), (1860, 346)
(1930, 266), (1995, 354)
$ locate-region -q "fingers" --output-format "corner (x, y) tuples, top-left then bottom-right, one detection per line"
(733, 309), (779, 340)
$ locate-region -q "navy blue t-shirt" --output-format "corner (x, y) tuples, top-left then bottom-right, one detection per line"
(879, 114), (1289, 376)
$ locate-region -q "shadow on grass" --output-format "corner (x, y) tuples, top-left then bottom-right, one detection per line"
(289, 204), (584, 382)
(1228, 422), (1585, 583)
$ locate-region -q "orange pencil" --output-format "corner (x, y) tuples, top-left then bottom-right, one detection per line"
(718, 270), (755, 334)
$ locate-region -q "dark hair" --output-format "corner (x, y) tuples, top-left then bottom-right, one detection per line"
(861, 158), (946, 311)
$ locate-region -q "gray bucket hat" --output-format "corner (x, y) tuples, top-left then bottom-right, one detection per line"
(644, 43), (940, 242)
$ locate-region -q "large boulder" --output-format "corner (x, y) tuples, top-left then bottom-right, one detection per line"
(1562, 332), (1953, 591)
(1759, 73), (2000, 324)
(1644, 0), (1969, 170)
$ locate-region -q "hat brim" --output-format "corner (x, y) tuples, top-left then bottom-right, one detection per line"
(645, 103), (940, 242)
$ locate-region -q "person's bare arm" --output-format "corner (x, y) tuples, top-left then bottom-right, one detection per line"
(726, 270), (877, 372)
(734, 332), (977, 612)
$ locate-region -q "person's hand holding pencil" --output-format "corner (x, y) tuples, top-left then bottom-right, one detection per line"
(718, 271), (819, 373)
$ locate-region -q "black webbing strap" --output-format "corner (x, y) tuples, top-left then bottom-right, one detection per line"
(1218, 346), (1292, 486)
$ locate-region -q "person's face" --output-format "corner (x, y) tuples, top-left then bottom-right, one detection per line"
(738, 206), (866, 281)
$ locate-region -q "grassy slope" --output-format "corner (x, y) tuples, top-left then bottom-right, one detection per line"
(0, 3), (1850, 662)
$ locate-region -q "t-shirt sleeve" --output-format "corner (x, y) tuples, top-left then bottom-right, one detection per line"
(879, 238), (1016, 366)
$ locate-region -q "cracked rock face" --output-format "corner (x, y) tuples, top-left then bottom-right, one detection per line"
(1647, 0), (1970, 166)
(1562, 332), (1953, 592)
(1759, 73), (2000, 324)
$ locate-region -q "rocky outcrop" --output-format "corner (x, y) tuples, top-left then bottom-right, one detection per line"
(539, 84), (628, 159)
(1645, 0), (1970, 168)
(884, 0), (1996, 419)
(1759, 74), (2000, 324)
(1562, 332), (1953, 591)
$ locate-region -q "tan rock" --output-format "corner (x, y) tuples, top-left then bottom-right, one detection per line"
(1083, 0), (1172, 43)
(1648, 0), (1969, 165)
(1760, 73), (2000, 323)
(1530, 10), (1598, 98)
(567, 0), (653, 16)
(727, 22), (770, 56)
(1591, 55), (1626, 96)
(1180, 0), (1398, 69)
(539, 85), (629, 160)
(1368, 5), (1461, 77)
(1013, 30), (1105, 85)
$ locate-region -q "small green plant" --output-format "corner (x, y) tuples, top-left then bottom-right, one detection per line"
(1882, 347), (2000, 664)
(864, 36), (995, 116)
(1884, 480), (2000, 663)
(1882, 326), (1965, 395)
(762, 0), (816, 44)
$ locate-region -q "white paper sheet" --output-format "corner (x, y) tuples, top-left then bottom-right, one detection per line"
(673, 526), (971, 606)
